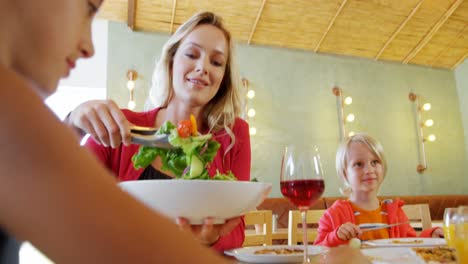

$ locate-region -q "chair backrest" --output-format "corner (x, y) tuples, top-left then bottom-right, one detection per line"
(402, 203), (432, 231)
(288, 209), (325, 245)
(242, 210), (273, 247)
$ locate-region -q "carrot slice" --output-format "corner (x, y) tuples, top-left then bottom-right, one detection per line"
(190, 114), (198, 136)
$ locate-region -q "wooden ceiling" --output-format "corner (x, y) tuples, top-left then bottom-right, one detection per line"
(98, 0), (468, 70)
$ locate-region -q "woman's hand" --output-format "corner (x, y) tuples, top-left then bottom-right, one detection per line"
(337, 222), (362, 241)
(431, 227), (444, 238)
(66, 100), (132, 147)
(176, 217), (241, 246)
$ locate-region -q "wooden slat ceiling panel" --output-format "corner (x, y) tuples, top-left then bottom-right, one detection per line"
(411, 18), (467, 67)
(437, 32), (468, 69)
(318, 0), (423, 59)
(172, 0), (261, 42)
(97, 0), (468, 69)
(97, 0), (127, 21)
(412, 1), (468, 68)
(378, 0), (454, 63)
(252, 0), (342, 50)
(135, 0), (173, 32)
(404, 0), (465, 65)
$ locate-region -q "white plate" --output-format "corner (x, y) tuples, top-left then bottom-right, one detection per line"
(361, 247), (425, 264)
(364, 238), (446, 247)
(224, 245), (328, 263)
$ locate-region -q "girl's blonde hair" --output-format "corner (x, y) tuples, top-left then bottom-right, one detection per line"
(335, 133), (387, 196)
(146, 11), (242, 138)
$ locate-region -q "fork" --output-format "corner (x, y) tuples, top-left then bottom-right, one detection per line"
(130, 125), (174, 149)
(359, 221), (410, 232)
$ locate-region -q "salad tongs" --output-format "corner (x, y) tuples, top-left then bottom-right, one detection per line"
(130, 125), (174, 149)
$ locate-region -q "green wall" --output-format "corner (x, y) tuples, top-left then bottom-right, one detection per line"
(455, 60), (468, 160)
(107, 21), (468, 197)
(455, 58), (468, 193)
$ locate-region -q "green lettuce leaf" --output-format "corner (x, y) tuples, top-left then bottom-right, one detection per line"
(131, 120), (235, 181)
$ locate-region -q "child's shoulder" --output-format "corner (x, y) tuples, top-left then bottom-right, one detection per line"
(380, 197), (405, 209)
(324, 199), (355, 219)
(328, 199), (352, 210)
(381, 198), (394, 204)
(380, 197), (405, 203)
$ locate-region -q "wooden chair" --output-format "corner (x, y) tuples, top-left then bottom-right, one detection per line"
(402, 203), (432, 231)
(242, 210), (273, 246)
(288, 209), (325, 245)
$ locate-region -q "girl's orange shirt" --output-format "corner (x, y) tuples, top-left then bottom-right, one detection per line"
(350, 202), (390, 240)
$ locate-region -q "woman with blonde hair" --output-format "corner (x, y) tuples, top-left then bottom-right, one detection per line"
(67, 11), (251, 251)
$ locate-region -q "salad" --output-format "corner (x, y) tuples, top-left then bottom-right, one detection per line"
(131, 115), (237, 181)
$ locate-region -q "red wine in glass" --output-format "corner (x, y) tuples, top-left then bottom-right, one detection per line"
(280, 179), (325, 209)
(280, 145), (325, 263)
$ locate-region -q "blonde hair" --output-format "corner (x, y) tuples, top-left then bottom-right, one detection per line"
(335, 133), (387, 196)
(146, 11), (242, 139)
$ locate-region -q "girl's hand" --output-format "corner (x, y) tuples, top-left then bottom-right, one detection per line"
(337, 222), (362, 241)
(66, 100), (132, 148)
(431, 227), (444, 238)
(176, 217), (241, 246)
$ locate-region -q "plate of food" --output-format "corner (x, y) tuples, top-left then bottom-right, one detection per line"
(364, 238), (446, 247)
(224, 245), (328, 263)
(120, 118), (272, 224)
(361, 247), (425, 264)
(411, 247), (457, 264)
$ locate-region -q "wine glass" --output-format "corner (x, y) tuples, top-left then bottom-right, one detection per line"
(280, 144), (325, 263)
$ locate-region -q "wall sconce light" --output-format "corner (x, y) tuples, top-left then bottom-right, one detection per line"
(126, 70), (138, 110)
(247, 108), (256, 118)
(242, 78), (256, 136)
(408, 92), (436, 173)
(249, 127), (257, 135)
(247, 89), (256, 99)
(332, 87), (356, 141)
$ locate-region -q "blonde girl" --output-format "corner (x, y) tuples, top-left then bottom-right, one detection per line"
(315, 133), (442, 247)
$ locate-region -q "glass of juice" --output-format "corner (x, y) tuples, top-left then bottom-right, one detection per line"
(443, 207), (457, 247)
(454, 206), (467, 264)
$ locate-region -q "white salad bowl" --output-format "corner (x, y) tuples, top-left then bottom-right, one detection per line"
(119, 180), (272, 224)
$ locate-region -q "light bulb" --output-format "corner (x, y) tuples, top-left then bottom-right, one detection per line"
(249, 127), (257, 135)
(427, 134), (436, 142)
(422, 103), (431, 111)
(247, 108), (256, 118)
(348, 131), (355, 137)
(344, 96), (353, 105)
(127, 80), (136, 91)
(247, 90), (255, 99)
(424, 119), (434, 127)
(127, 100), (136, 110)
(346, 113), (355, 122)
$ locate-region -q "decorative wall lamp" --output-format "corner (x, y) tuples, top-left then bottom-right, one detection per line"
(408, 92), (436, 173)
(242, 78), (257, 136)
(332, 86), (356, 141)
(126, 70), (138, 110)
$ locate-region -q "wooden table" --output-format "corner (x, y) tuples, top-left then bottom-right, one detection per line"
(246, 221), (443, 244)
(232, 240), (452, 264)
